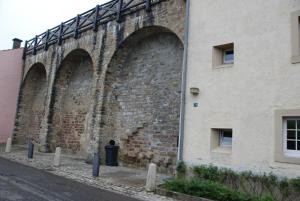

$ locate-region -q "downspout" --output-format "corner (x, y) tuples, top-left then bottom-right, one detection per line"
(178, 0), (190, 161)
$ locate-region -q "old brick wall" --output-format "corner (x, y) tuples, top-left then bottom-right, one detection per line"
(49, 49), (93, 153)
(15, 0), (185, 172)
(14, 63), (47, 144)
(101, 28), (183, 172)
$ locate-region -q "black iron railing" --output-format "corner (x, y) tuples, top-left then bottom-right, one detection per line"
(23, 0), (160, 58)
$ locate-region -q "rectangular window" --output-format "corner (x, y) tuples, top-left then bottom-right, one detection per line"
(275, 110), (300, 164)
(283, 118), (300, 157)
(223, 49), (234, 64)
(212, 43), (234, 68)
(220, 129), (233, 147)
(211, 128), (233, 152)
(291, 11), (300, 63)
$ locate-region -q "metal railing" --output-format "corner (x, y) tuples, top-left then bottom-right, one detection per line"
(23, 0), (161, 58)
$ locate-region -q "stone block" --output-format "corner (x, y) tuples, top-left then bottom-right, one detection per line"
(145, 163), (157, 192)
(53, 147), (62, 167)
(5, 138), (12, 153)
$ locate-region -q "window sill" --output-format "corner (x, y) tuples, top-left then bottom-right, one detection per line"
(284, 152), (300, 158)
(291, 55), (300, 64)
(275, 153), (300, 165)
(213, 64), (234, 69)
(211, 147), (232, 154)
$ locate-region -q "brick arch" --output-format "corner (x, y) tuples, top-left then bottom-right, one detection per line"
(121, 25), (184, 49)
(61, 47), (96, 71)
(48, 49), (94, 154)
(101, 26), (184, 172)
(56, 48), (95, 73)
(23, 61), (48, 82)
(14, 63), (47, 144)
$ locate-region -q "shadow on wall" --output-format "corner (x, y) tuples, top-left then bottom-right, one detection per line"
(15, 63), (47, 144)
(48, 49), (93, 155)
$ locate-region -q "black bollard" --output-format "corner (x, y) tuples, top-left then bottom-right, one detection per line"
(28, 140), (34, 159)
(92, 153), (100, 177)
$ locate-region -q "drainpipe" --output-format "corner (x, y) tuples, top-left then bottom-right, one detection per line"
(178, 0), (190, 162)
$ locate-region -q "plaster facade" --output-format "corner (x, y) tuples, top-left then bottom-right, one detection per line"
(14, 0), (185, 172)
(0, 49), (23, 143)
(183, 0), (300, 177)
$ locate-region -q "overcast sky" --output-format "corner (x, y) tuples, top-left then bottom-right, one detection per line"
(0, 0), (109, 50)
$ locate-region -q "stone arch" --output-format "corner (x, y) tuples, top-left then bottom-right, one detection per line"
(23, 61), (49, 82)
(101, 26), (184, 172)
(15, 62), (47, 144)
(49, 49), (93, 154)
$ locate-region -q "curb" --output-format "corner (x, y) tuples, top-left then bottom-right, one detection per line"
(155, 187), (214, 201)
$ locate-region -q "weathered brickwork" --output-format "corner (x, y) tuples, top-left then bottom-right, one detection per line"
(14, 63), (46, 144)
(14, 0), (185, 172)
(49, 50), (93, 154)
(101, 31), (183, 172)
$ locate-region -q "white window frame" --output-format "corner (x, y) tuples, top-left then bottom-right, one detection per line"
(223, 49), (234, 64)
(283, 118), (300, 158)
(219, 130), (232, 148)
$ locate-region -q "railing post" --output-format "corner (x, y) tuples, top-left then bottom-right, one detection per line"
(93, 5), (100, 32)
(58, 23), (64, 45)
(74, 15), (80, 39)
(145, 0), (151, 12)
(117, 0), (123, 23)
(22, 40), (27, 59)
(44, 29), (50, 51)
(33, 35), (38, 55)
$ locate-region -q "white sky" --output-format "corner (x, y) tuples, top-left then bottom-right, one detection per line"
(0, 0), (109, 50)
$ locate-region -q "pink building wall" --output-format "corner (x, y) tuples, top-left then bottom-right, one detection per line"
(0, 48), (23, 143)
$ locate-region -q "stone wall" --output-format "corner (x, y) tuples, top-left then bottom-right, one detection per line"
(101, 29), (183, 172)
(14, 63), (47, 144)
(15, 0), (185, 172)
(49, 49), (93, 154)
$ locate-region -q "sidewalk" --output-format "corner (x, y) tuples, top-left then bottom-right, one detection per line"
(0, 145), (176, 201)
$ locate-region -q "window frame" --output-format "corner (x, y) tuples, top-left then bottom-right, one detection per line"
(223, 49), (234, 65)
(212, 43), (234, 68)
(283, 118), (300, 157)
(219, 129), (233, 148)
(275, 109), (300, 164)
(291, 10), (300, 64)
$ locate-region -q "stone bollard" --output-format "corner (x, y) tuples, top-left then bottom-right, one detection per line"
(5, 138), (12, 153)
(53, 147), (61, 167)
(145, 163), (157, 192)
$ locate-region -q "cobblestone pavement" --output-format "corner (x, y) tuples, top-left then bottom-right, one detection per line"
(0, 158), (140, 201)
(0, 145), (177, 201)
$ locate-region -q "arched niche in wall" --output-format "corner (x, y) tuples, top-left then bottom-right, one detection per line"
(49, 49), (93, 154)
(15, 62), (47, 144)
(101, 26), (184, 172)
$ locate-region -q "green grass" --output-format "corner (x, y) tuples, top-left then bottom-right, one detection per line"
(162, 179), (275, 201)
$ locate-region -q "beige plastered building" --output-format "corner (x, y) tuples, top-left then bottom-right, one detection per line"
(182, 0), (300, 178)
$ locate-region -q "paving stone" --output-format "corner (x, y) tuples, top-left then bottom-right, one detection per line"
(0, 146), (177, 201)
